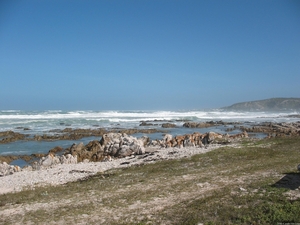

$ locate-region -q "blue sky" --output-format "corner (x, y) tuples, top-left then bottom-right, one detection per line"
(0, 0), (299, 110)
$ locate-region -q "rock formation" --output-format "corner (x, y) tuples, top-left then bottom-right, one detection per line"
(0, 162), (21, 176)
(1, 131), (250, 176)
(35, 153), (78, 169)
(240, 122), (300, 137)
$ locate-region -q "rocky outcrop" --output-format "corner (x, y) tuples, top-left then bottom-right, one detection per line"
(149, 131), (247, 148)
(0, 131), (250, 176)
(100, 133), (147, 157)
(183, 122), (214, 128)
(139, 122), (155, 126)
(48, 146), (64, 155)
(161, 123), (177, 128)
(240, 122), (300, 137)
(183, 121), (239, 129)
(65, 133), (149, 162)
(35, 153), (78, 169)
(0, 162), (21, 176)
(0, 131), (28, 144)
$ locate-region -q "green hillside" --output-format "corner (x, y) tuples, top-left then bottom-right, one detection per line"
(222, 98), (300, 111)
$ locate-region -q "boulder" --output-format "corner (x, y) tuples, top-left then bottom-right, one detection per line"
(39, 153), (60, 167)
(116, 145), (133, 157)
(68, 140), (105, 162)
(60, 154), (77, 164)
(66, 133), (147, 161)
(202, 132), (223, 144)
(183, 134), (195, 147)
(0, 162), (15, 176)
(175, 135), (185, 148)
(138, 136), (150, 146)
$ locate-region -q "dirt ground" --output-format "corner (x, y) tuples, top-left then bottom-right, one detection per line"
(1, 137), (300, 224)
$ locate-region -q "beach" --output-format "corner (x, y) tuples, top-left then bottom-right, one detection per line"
(1, 110), (299, 195)
(1, 136), (299, 224)
(1, 109), (299, 156)
(0, 144), (226, 194)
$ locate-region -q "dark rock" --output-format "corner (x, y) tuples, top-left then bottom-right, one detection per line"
(140, 122), (154, 126)
(48, 146), (64, 155)
(0, 131), (28, 143)
(183, 122), (214, 128)
(161, 123), (176, 128)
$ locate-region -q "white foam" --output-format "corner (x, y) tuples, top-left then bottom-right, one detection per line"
(0, 110), (298, 135)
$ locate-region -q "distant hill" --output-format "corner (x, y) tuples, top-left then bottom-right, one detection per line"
(222, 98), (300, 111)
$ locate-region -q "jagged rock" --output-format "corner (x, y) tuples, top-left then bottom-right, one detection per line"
(148, 139), (160, 147)
(60, 154), (77, 164)
(100, 133), (146, 157)
(207, 132), (223, 142)
(240, 122), (300, 137)
(67, 141), (104, 162)
(184, 134), (196, 147)
(39, 153), (60, 167)
(70, 142), (85, 154)
(163, 134), (173, 142)
(0, 162), (18, 176)
(139, 136), (150, 146)
(229, 131), (248, 139)
(0, 131), (28, 143)
(13, 165), (21, 172)
(48, 146), (64, 155)
(117, 145), (133, 157)
(65, 133), (147, 161)
(36, 153), (78, 168)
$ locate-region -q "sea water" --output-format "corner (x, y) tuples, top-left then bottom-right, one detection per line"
(0, 109), (299, 155)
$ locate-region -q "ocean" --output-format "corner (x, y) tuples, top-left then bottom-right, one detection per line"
(0, 109), (299, 156)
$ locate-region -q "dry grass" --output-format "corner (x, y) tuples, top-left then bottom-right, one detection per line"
(0, 137), (300, 224)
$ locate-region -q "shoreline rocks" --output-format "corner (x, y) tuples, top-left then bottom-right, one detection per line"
(0, 143), (236, 194)
(1, 121), (299, 145)
(1, 120), (299, 177)
(0, 130), (250, 176)
(0, 128), (164, 144)
(240, 122), (300, 137)
(0, 131), (29, 144)
(0, 162), (21, 176)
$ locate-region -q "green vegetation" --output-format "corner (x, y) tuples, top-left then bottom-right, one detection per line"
(1, 137), (300, 224)
(222, 97), (300, 111)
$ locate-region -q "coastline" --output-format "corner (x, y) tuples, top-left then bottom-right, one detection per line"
(0, 144), (228, 195)
(1, 136), (299, 224)
(1, 119), (299, 195)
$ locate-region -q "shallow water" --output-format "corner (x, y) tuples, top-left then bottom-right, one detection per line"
(0, 109), (298, 156)
(0, 137), (99, 156)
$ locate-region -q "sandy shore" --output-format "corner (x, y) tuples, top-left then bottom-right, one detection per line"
(0, 144), (230, 195)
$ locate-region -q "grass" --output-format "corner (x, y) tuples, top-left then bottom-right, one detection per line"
(0, 136), (300, 224)
(165, 180), (300, 225)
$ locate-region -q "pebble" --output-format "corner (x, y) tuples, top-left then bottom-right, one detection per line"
(0, 144), (232, 194)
